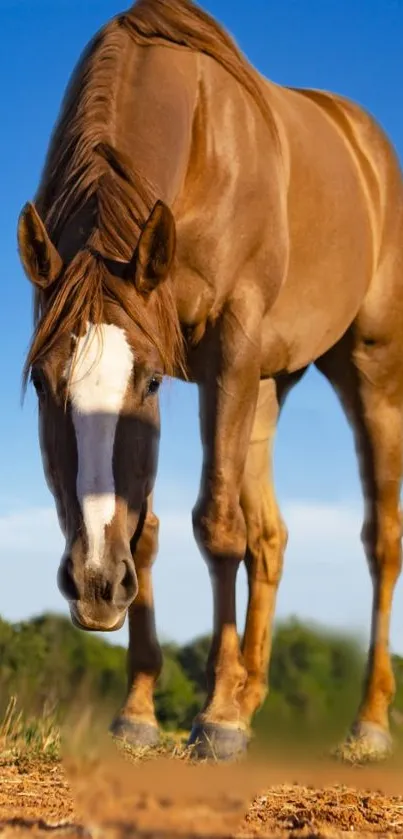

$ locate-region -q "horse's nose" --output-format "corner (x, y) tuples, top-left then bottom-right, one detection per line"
(58, 545), (138, 632)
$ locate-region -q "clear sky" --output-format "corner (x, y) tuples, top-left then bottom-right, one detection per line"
(1, 0), (403, 652)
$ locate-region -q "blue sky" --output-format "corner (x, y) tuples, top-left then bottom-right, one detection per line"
(1, 0), (402, 651)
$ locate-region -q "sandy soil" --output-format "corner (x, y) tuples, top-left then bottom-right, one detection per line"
(0, 753), (402, 839)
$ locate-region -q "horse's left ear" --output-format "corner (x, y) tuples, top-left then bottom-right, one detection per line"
(132, 201), (176, 295)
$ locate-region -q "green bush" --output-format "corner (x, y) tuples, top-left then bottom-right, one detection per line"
(255, 619), (366, 748)
(156, 652), (199, 730)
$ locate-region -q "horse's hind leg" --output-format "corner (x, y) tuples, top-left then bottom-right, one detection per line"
(238, 372), (305, 724)
(316, 308), (403, 756)
(111, 495), (162, 747)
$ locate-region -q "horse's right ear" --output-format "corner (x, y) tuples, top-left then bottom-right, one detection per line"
(17, 202), (63, 289)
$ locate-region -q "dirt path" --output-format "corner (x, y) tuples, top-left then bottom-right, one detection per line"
(0, 757), (402, 839)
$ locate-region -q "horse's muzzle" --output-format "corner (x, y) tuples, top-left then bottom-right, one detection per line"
(58, 547), (138, 632)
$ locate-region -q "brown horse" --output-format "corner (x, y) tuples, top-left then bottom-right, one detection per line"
(18, 0), (403, 760)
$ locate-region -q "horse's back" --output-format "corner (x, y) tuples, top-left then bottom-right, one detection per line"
(289, 86), (402, 238)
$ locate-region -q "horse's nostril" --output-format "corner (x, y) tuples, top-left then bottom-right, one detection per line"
(57, 556), (79, 601)
(116, 559), (138, 605)
(101, 579), (113, 603)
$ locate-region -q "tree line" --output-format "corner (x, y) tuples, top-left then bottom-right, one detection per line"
(1, 613), (402, 742)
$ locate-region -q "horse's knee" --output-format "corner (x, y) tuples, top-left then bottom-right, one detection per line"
(145, 510), (160, 549)
(144, 510), (159, 539)
(361, 513), (402, 582)
(192, 495), (247, 562)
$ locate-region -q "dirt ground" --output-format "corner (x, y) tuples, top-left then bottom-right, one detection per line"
(1, 750), (403, 839)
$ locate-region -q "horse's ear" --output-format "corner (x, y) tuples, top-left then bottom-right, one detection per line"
(17, 202), (63, 289)
(132, 201), (176, 295)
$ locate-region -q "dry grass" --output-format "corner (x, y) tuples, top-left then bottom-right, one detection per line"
(332, 738), (391, 766)
(0, 697), (61, 766)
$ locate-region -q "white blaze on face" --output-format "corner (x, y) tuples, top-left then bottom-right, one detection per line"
(66, 322), (134, 566)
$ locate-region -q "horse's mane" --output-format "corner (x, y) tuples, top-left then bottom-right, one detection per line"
(24, 0), (277, 388)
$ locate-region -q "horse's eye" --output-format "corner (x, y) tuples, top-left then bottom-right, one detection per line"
(147, 377), (162, 397)
(31, 369), (46, 399)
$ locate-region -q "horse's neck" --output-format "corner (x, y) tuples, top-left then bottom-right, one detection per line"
(118, 43), (198, 206)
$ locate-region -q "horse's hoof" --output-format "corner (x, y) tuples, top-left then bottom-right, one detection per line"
(352, 721), (393, 755)
(110, 716), (160, 748)
(335, 721), (392, 763)
(188, 722), (249, 761)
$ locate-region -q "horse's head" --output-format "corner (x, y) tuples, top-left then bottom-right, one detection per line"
(18, 199), (179, 632)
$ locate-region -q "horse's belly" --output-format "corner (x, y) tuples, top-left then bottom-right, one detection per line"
(260, 91), (375, 375)
(261, 262), (369, 376)
(260, 194), (374, 374)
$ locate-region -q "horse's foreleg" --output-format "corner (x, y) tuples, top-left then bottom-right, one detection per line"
(111, 498), (162, 747)
(189, 296), (263, 760)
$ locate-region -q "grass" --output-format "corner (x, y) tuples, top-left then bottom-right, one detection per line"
(331, 735), (393, 765)
(115, 732), (198, 765)
(0, 698), (197, 768)
(0, 696), (61, 765)
(1, 697), (401, 771)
